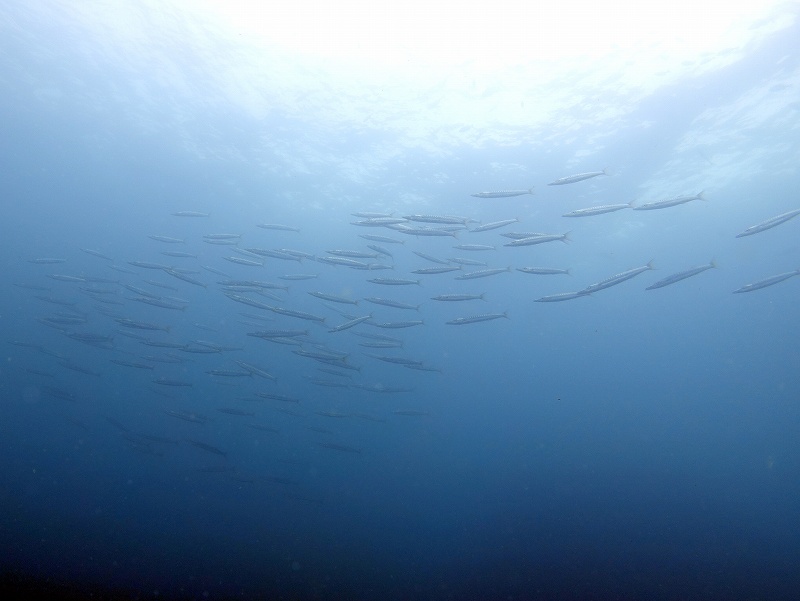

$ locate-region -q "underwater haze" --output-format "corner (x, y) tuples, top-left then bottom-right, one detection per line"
(2, 1), (800, 599)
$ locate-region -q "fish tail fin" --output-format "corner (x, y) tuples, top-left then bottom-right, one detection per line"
(603, 167), (613, 176)
(566, 268), (572, 276)
(480, 293), (487, 301)
(528, 188), (535, 195)
(647, 259), (656, 270)
(562, 231), (572, 243)
(627, 201), (635, 209)
(697, 190), (707, 200)
(710, 259), (718, 269)
(503, 311), (509, 319)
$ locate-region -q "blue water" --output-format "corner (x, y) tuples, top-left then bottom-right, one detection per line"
(2, 2), (800, 599)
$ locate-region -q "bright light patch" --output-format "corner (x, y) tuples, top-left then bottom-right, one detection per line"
(195, 0), (791, 72)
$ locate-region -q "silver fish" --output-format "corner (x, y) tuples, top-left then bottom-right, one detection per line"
(645, 261), (716, 290)
(563, 202), (633, 217)
(547, 170), (609, 186)
(733, 270), (800, 293)
(471, 188), (534, 198)
(736, 208), (800, 238)
(632, 192), (705, 211)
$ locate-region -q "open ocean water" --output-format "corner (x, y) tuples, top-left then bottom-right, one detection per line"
(1, 2), (799, 599)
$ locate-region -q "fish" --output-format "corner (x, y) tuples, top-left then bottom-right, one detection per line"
(394, 227), (458, 238)
(504, 233), (570, 247)
(469, 218), (519, 232)
(206, 369), (253, 377)
(255, 392), (301, 403)
(413, 251), (450, 265)
(29, 258), (67, 264)
(328, 314), (373, 333)
(269, 306), (326, 322)
(371, 320), (424, 329)
(316, 256), (371, 268)
(632, 192), (705, 211)
(308, 292), (359, 305)
(449, 257), (487, 266)
(645, 261), (716, 290)
(224, 256), (264, 267)
(161, 251), (197, 258)
(367, 278), (421, 286)
(325, 248), (378, 259)
(359, 234), (405, 244)
(403, 214), (471, 225)
(366, 244), (393, 258)
(204, 233), (242, 240)
(517, 267), (570, 275)
(735, 208), (800, 238)
(471, 188), (534, 198)
(163, 269), (207, 288)
(247, 329), (309, 338)
(430, 293), (486, 301)
(81, 248), (113, 260)
(148, 235), (184, 243)
(534, 291), (591, 302)
(547, 169), (609, 185)
(216, 408), (255, 416)
(319, 442), (362, 454)
(454, 267), (511, 280)
(446, 313), (508, 325)
(257, 223), (300, 232)
(732, 270), (800, 293)
(164, 410), (207, 423)
(153, 378), (193, 387)
(364, 297), (420, 311)
(411, 266), (462, 275)
(115, 318), (170, 331)
(234, 361), (277, 380)
(563, 202), (633, 217)
(172, 211), (209, 217)
(580, 261), (655, 294)
(187, 439), (227, 456)
(453, 244), (495, 251)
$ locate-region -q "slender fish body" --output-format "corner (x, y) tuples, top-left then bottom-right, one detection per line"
(471, 188), (534, 199)
(735, 208), (800, 237)
(645, 261), (716, 290)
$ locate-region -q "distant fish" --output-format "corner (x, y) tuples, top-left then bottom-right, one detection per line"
(632, 192), (705, 211)
(645, 261), (716, 290)
(735, 208), (800, 238)
(367, 278), (421, 286)
(172, 211), (209, 217)
(28, 258), (67, 264)
(471, 188), (534, 198)
(454, 267), (511, 280)
(534, 291), (591, 302)
(563, 202), (633, 217)
(308, 291), (359, 305)
(257, 223), (300, 232)
(453, 244), (495, 251)
(733, 270), (800, 293)
(547, 169), (609, 186)
(148, 235), (184, 243)
(470, 218), (519, 232)
(187, 439), (226, 456)
(328, 314), (373, 333)
(580, 261), (655, 294)
(81, 248), (113, 260)
(430, 293), (486, 301)
(446, 313), (508, 325)
(517, 267), (570, 275)
(504, 232), (570, 247)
